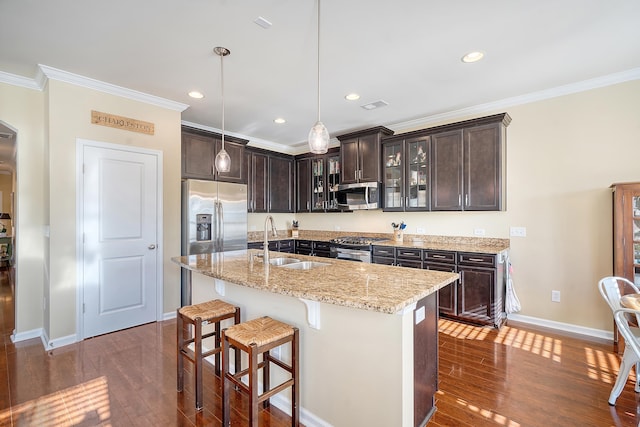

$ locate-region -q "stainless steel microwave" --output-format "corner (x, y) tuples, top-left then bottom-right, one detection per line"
(336, 182), (380, 210)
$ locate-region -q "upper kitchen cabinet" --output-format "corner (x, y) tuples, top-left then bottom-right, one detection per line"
(295, 148), (341, 212)
(246, 147), (294, 213)
(382, 134), (431, 211)
(337, 127), (394, 184)
(182, 126), (247, 183)
(431, 113), (511, 211)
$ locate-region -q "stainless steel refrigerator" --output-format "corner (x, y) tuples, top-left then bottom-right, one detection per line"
(182, 179), (248, 255)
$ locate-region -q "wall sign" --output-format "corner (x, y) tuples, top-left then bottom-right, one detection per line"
(91, 110), (155, 135)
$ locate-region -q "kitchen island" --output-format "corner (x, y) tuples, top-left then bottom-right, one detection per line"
(173, 250), (458, 427)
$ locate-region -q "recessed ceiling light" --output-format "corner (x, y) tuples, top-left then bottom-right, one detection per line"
(345, 93), (360, 101)
(188, 91), (204, 99)
(461, 51), (484, 63)
(274, 118), (286, 124)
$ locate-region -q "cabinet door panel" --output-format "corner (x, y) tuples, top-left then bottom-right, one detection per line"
(464, 123), (501, 210)
(340, 139), (359, 184)
(457, 266), (495, 324)
(359, 134), (380, 182)
(296, 158), (312, 212)
(382, 140), (404, 210)
(269, 156), (294, 212)
(431, 130), (463, 210)
(425, 262), (457, 315)
(182, 132), (215, 179)
(251, 153), (268, 212)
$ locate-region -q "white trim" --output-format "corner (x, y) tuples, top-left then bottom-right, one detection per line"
(76, 138), (164, 340)
(11, 327), (43, 343)
(38, 65), (189, 112)
(0, 70), (41, 90)
(507, 313), (612, 341)
(163, 311), (177, 321)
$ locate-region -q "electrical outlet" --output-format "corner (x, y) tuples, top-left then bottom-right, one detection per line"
(510, 226), (527, 237)
(551, 290), (561, 303)
(474, 228), (486, 236)
(416, 227), (426, 234)
(334, 225), (341, 231)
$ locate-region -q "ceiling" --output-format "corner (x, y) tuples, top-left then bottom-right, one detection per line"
(1, 0), (640, 156)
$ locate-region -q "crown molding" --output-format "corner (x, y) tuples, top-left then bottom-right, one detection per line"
(389, 67), (640, 133)
(0, 70), (41, 90)
(38, 64), (189, 112)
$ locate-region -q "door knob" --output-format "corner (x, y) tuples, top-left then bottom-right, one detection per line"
(148, 244), (156, 250)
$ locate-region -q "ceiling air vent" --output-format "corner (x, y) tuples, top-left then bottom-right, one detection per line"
(360, 100), (389, 110)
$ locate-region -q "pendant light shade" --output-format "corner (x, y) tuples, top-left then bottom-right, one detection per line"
(308, 0), (329, 154)
(214, 46), (231, 173)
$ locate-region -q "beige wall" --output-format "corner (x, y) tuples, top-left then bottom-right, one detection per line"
(252, 79), (640, 334)
(0, 82), (46, 334)
(45, 79), (183, 341)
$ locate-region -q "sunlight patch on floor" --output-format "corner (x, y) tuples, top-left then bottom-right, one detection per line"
(585, 346), (622, 384)
(444, 393), (521, 426)
(438, 319), (490, 340)
(0, 376), (111, 426)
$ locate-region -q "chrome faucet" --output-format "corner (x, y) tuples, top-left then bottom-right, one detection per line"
(264, 215), (277, 264)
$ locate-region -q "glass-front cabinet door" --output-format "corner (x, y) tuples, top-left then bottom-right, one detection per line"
(406, 136), (430, 211)
(634, 195), (640, 285)
(312, 152), (341, 211)
(383, 140), (403, 210)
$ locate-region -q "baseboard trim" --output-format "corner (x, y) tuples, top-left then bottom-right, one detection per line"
(507, 313), (613, 342)
(11, 327), (43, 343)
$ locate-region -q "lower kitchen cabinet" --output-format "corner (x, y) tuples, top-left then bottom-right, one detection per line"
(248, 239), (294, 253)
(295, 240), (331, 258)
(373, 246), (506, 328)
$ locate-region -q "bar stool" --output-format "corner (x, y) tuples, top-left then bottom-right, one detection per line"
(221, 316), (299, 427)
(177, 299), (240, 410)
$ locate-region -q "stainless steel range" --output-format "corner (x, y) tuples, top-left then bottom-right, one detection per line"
(329, 236), (387, 263)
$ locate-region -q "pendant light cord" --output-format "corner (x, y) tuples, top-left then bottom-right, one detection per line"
(317, 0), (321, 123)
(220, 51), (225, 150)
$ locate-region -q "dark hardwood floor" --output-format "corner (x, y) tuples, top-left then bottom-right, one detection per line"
(1, 267), (639, 426)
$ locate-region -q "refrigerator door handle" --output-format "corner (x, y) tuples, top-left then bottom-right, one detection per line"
(218, 200), (224, 249)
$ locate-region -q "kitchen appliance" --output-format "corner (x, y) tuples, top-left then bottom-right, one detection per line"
(182, 179), (247, 255)
(329, 236), (387, 263)
(335, 181), (381, 210)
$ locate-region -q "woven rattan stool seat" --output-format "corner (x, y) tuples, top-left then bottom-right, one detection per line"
(224, 316), (294, 348)
(178, 299), (237, 323)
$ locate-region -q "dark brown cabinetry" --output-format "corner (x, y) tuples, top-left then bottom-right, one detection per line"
(295, 240), (331, 257)
(295, 148), (341, 212)
(431, 114), (510, 211)
(246, 148), (294, 213)
(248, 239), (294, 253)
(382, 135), (431, 211)
(611, 182), (640, 286)
(181, 127), (247, 183)
(373, 245), (506, 327)
(337, 127), (393, 184)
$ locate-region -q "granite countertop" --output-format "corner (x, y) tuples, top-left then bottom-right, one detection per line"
(173, 250), (458, 315)
(248, 231), (509, 255)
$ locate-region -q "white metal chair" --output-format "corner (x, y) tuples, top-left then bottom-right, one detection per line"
(598, 276), (640, 405)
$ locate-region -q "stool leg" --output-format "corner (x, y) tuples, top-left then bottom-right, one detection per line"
(234, 308), (241, 374)
(292, 328), (300, 426)
(214, 320), (221, 376)
(221, 330), (231, 427)
(176, 310), (184, 392)
(249, 344), (259, 427)
(194, 317), (203, 411)
(263, 349), (270, 409)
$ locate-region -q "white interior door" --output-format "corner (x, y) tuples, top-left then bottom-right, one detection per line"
(81, 142), (159, 338)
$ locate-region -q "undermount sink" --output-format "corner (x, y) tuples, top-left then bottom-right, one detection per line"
(269, 257), (301, 266)
(280, 261), (331, 270)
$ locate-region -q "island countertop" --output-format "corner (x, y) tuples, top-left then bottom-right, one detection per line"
(172, 249), (458, 315)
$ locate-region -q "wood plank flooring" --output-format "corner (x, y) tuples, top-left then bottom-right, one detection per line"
(1, 268), (639, 426)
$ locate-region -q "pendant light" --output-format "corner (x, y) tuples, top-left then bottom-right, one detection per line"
(214, 46), (231, 173)
(308, 0), (329, 154)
